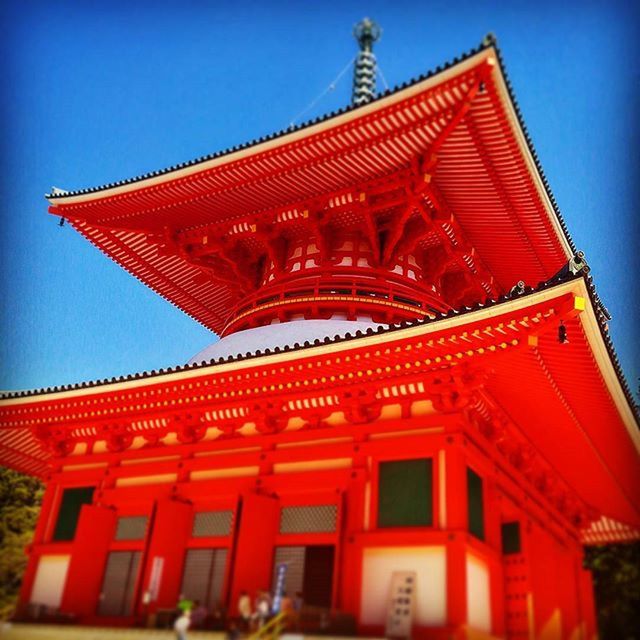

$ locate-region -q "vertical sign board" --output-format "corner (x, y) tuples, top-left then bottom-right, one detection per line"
(385, 571), (416, 638)
(272, 563), (288, 613)
(147, 556), (165, 602)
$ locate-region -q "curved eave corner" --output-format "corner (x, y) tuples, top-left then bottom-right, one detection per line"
(1, 276), (637, 436)
(44, 39), (575, 262)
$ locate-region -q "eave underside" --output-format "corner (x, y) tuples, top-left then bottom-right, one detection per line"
(48, 48), (571, 334)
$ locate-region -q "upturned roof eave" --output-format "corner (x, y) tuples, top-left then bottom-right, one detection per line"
(1, 274), (636, 437)
(1, 275), (638, 528)
(44, 38), (575, 262)
(45, 41), (493, 205)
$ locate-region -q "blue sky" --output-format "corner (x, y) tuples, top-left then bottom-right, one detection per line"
(0, 0), (638, 396)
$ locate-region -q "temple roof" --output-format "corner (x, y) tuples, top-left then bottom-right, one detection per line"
(46, 38), (576, 334)
(46, 36), (569, 234)
(0, 273), (635, 424)
(1, 275), (638, 542)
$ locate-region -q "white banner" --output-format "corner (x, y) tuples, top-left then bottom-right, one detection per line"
(147, 556), (165, 602)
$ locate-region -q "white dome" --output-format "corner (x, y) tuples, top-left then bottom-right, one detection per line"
(188, 319), (386, 365)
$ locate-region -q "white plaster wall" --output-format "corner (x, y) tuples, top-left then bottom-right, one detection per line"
(466, 553), (491, 632)
(30, 555), (70, 609)
(360, 546), (447, 626)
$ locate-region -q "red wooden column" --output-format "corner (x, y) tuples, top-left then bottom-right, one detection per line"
(229, 491), (279, 614)
(337, 466), (367, 615)
(60, 504), (117, 617)
(32, 481), (59, 544)
(527, 521), (563, 638)
(488, 555), (505, 638)
(557, 542), (580, 639)
(578, 564), (597, 639)
(138, 498), (193, 615)
(485, 477), (505, 637)
(444, 434), (467, 633)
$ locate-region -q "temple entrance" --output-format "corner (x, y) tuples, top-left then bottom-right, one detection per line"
(272, 545), (335, 608)
(97, 551), (141, 617)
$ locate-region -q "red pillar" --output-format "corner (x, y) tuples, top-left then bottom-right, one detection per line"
(444, 436), (466, 530)
(558, 543), (580, 639)
(527, 522), (563, 638)
(578, 566), (597, 640)
(229, 491), (279, 614)
(139, 498), (193, 614)
(444, 438), (467, 636)
(488, 554), (505, 638)
(485, 479), (504, 637)
(338, 468), (366, 614)
(446, 536), (467, 637)
(60, 504), (117, 617)
(31, 481), (59, 544)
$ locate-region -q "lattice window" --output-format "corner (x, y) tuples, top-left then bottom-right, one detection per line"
(192, 511), (233, 537)
(271, 545), (335, 608)
(115, 516), (148, 541)
(180, 548), (228, 609)
(279, 505), (337, 534)
(97, 551), (141, 616)
(271, 546), (305, 598)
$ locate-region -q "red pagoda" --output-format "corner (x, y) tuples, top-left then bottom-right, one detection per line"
(1, 22), (638, 640)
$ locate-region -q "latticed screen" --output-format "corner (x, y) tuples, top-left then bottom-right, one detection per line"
(115, 516), (148, 541)
(279, 505), (337, 534)
(192, 511), (233, 537)
(52, 487), (94, 541)
(377, 459), (433, 527)
(467, 468), (485, 540)
(271, 545), (335, 608)
(97, 551), (141, 616)
(180, 548), (228, 609)
(271, 546), (306, 598)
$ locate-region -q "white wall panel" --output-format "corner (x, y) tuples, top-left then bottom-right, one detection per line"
(360, 546), (446, 626)
(30, 555), (70, 609)
(466, 553), (491, 632)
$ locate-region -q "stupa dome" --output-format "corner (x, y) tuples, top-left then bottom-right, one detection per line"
(188, 319), (385, 365)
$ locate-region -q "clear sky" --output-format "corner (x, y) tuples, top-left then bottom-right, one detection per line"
(0, 0), (638, 396)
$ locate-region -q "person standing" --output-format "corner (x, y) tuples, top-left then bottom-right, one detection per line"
(174, 609), (191, 640)
(255, 590), (271, 628)
(237, 590), (252, 631)
(226, 620), (241, 640)
(190, 600), (208, 629)
(280, 592), (294, 628)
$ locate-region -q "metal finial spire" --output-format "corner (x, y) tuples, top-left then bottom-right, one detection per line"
(352, 18), (381, 106)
